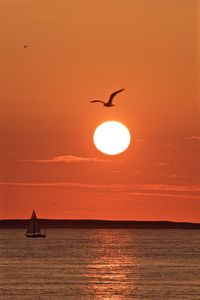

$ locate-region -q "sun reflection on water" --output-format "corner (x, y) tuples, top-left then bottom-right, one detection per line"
(83, 229), (139, 299)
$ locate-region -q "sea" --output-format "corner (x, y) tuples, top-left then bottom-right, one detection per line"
(0, 229), (200, 300)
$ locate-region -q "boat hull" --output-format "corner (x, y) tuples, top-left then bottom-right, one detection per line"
(26, 234), (46, 238)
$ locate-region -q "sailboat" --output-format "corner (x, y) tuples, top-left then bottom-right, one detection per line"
(26, 210), (46, 237)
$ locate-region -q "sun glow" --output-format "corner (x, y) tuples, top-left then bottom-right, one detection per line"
(93, 121), (131, 155)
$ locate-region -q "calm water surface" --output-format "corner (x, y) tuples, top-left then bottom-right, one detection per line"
(0, 229), (200, 299)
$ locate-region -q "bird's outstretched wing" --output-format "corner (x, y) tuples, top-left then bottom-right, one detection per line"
(107, 89), (125, 105)
(90, 100), (105, 104)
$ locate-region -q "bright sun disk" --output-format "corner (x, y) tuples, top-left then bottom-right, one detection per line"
(93, 121), (131, 155)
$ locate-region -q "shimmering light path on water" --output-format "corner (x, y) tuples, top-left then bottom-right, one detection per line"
(0, 229), (200, 299)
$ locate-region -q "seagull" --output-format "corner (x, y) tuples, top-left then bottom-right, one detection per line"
(90, 89), (125, 107)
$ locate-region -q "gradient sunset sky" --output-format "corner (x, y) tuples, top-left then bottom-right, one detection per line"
(0, 1), (199, 221)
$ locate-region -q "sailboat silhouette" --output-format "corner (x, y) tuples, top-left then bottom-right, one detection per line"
(26, 210), (46, 238)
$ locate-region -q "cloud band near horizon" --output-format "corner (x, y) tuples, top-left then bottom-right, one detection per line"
(0, 182), (199, 199)
(20, 155), (113, 163)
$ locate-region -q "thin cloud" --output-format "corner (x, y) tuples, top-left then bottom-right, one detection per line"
(135, 184), (200, 192)
(170, 174), (187, 178)
(127, 192), (199, 199)
(158, 162), (170, 166)
(0, 182), (101, 188)
(134, 138), (149, 143)
(184, 136), (200, 141)
(1, 182), (199, 202)
(1, 182), (199, 194)
(20, 155), (112, 163)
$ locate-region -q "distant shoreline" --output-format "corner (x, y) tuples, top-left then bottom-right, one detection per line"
(0, 219), (200, 229)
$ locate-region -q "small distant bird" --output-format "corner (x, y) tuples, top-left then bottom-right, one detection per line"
(90, 89), (125, 107)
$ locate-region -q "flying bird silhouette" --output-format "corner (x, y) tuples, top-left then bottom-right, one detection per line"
(90, 89), (125, 107)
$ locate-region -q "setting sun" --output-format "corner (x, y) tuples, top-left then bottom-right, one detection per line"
(0, 1), (199, 298)
(93, 121), (131, 155)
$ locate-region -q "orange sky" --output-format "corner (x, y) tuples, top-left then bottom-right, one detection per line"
(0, 0), (199, 221)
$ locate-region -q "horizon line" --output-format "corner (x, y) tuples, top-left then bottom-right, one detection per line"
(0, 218), (199, 224)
